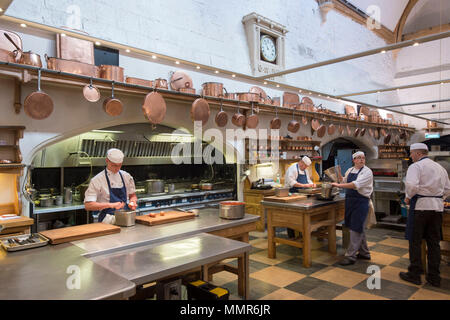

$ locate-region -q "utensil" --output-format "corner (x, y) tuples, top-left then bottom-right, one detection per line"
(327, 123), (336, 135)
(231, 101), (245, 127)
(46, 54), (99, 77)
(249, 86), (267, 102)
(114, 209), (136, 227)
(126, 77), (153, 87)
(142, 86), (167, 124)
(219, 201), (245, 220)
(320, 182), (334, 199)
(191, 97), (210, 125)
(145, 179), (164, 194)
(199, 182), (213, 190)
(5, 32), (42, 67)
(99, 65), (124, 82)
(23, 69), (54, 120)
(287, 109), (300, 133)
(64, 187), (72, 204)
(154, 78), (168, 89)
(83, 77), (101, 102)
(275, 188), (289, 197)
(103, 82), (123, 116)
(245, 102), (259, 129)
(215, 99), (228, 127)
(283, 92), (299, 108)
(237, 92), (260, 102)
(270, 104), (281, 130)
(202, 82), (224, 97)
(170, 70), (193, 90)
(165, 183), (175, 193)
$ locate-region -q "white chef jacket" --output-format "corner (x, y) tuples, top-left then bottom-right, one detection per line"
(405, 157), (450, 212)
(343, 166), (374, 198)
(84, 169), (136, 203)
(284, 163), (313, 188)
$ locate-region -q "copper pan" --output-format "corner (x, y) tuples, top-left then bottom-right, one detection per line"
(368, 128), (374, 137)
(338, 122), (345, 135)
(249, 86), (267, 102)
(328, 123), (336, 135)
(374, 128), (380, 139)
(46, 54), (98, 77)
(202, 82), (224, 97)
(301, 97), (314, 110)
(83, 77), (101, 102)
(0, 48), (16, 63)
(380, 128), (387, 137)
(283, 92), (299, 108)
(215, 99), (228, 127)
(231, 101), (245, 127)
(126, 77), (153, 87)
(346, 125), (352, 136)
(237, 92), (259, 103)
(99, 65), (124, 82)
(317, 124), (326, 138)
(287, 109), (300, 133)
(360, 127), (366, 137)
(179, 87), (196, 94)
(170, 70), (193, 90)
(302, 110), (308, 125)
(246, 102), (259, 129)
(24, 69), (54, 120)
(191, 98), (210, 125)
(384, 131), (391, 144)
(4, 33), (41, 67)
(103, 82), (123, 116)
(270, 104), (281, 130)
(142, 89), (166, 124)
(224, 92), (238, 100)
(400, 130), (406, 140)
(154, 78), (168, 89)
(311, 118), (320, 131)
(354, 128), (360, 137)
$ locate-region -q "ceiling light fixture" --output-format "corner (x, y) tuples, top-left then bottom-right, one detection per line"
(175, 61), (180, 64)
(413, 42), (419, 46)
(152, 55), (157, 59)
(231, 74), (236, 77)
(215, 70), (219, 74)
(61, 33), (66, 37)
(20, 23), (27, 28)
(95, 41), (101, 46)
(125, 49), (130, 53)
(196, 66), (200, 69)
(381, 50), (386, 54)
(276, 84), (280, 88)
(263, 81), (267, 84)
(0, 8), (3, 13)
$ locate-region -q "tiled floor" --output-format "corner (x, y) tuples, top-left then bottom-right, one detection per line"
(210, 227), (450, 300)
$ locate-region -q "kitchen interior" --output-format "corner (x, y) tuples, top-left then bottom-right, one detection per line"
(0, 0), (449, 302)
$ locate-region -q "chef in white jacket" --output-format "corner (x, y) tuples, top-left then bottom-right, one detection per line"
(284, 156), (316, 193)
(332, 151), (373, 265)
(399, 143), (450, 287)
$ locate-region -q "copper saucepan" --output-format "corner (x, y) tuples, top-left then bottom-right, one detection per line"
(237, 92), (260, 103)
(215, 99), (228, 127)
(103, 82), (123, 116)
(154, 78), (168, 89)
(202, 82), (225, 97)
(249, 86), (267, 103)
(99, 65), (124, 82)
(270, 104), (281, 130)
(4, 32), (41, 67)
(142, 89), (166, 124)
(170, 70), (193, 90)
(232, 101), (245, 127)
(23, 69), (54, 120)
(83, 77), (101, 103)
(287, 109), (300, 133)
(346, 125), (352, 136)
(191, 97), (210, 125)
(179, 87), (196, 94)
(246, 102), (259, 129)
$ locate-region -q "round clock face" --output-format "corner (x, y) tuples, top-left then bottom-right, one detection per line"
(260, 35), (277, 63)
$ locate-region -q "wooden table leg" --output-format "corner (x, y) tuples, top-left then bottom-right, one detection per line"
(328, 208), (337, 254)
(303, 214), (311, 268)
(237, 252), (249, 300)
(267, 208), (276, 259)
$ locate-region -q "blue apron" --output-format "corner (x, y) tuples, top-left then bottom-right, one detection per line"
(405, 158), (444, 240)
(345, 167), (369, 233)
(97, 169), (129, 222)
(289, 163), (309, 193)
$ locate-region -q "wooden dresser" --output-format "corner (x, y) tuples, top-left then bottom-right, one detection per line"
(243, 188), (275, 231)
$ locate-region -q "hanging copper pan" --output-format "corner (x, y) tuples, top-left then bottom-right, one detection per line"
(346, 125), (352, 136)
(246, 102), (259, 129)
(301, 97), (314, 111)
(103, 82), (123, 116)
(83, 77), (101, 102)
(215, 99), (228, 127)
(400, 130), (406, 140)
(231, 101), (245, 127)
(24, 69), (54, 120)
(338, 123), (345, 135)
(360, 127), (366, 137)
(354, 128), (360, 137)
(302, 110), (308, 125)
(142, 89), (166, 124)
(311, 118), (320, 131)
(270, 104), (281, 130)
(191, 98), (210, 125)
(374, 128), (380, 139)
(368, 128), (374, 137)
(380, 128), (387, 137)
(287, 109), (300, 133)
(328, 123), (336, 135)
(317, 123), (326, 138)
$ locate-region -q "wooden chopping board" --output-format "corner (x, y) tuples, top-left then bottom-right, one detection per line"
(0, 216), (34, 234)
(39, 223), (121, 244)
(136, 211), (196, 226)
(264, 194), (307, 203)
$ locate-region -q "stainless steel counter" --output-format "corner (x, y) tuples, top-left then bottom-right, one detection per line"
(261, 196), (345, 210)
(90, 233), (251, 286)
(74, 209), (259, 257)
(0, 243), (136, 300)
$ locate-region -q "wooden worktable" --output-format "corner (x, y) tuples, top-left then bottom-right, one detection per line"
(262, 197), (345, 268)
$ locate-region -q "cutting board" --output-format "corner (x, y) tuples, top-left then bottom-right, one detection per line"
(39, 223), (121, 244)
(264, 194), (307, 203)
(136, 211), (196, 226)
(0, 216), (34, 234)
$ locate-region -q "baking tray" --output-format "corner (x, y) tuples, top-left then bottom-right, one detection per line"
(0, 233), (49, 252)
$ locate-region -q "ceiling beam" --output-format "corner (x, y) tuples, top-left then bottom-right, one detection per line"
(412, 110), (450, 116)
(394, 0), (419, 43)
(336, 78), (450, 98)
(382, 98), (450, 109)
(0, 0), (13, 15)
(402, 23), (450, 41)
(256, 30), (450, 80)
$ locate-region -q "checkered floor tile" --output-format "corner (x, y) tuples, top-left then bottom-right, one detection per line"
(209, 226), (450, 300)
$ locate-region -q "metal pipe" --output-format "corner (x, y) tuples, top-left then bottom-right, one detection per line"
(257, 30), (450, 80)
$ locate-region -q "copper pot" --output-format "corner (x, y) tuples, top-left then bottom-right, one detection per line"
(246, 102), (259, 129)
(154, 78), (168, 89)
(126, 77), (153, 87)
(271, 97), (281, 107)
(224, 92), (238, 100)
(202, 82), (224, 97)
(287, 110), (300, 133)
(237, 92), (260, 102)
(170, 70), (193, 90)
(99, 65), (124, 82)
(46, 54), (99, 77)
(103, 83), (123, 116)
(0, 48), (16, 63)
(4, 33), (42, 67)
(215, 99), (228, 127)
(179, 87), (196, 94)
(249, 86), (267, 102)
(232, 103), (245, 127)
(270, 105), (281, 130)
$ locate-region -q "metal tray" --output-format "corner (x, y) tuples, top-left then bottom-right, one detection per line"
(0, 233), (49, 252)
(297, 188), (322, 194)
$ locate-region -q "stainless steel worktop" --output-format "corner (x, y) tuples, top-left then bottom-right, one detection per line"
(73, 209), (259, 257)
(261, 196), (345, 210)
(0, 242), (136, 300)
(90, 233), (251, 286)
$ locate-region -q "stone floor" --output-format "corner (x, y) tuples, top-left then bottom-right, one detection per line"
(209, 227), (450, 300)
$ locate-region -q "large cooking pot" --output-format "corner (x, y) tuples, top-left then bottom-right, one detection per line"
(145, 179), (164, 194)
(202, 82), (225, 97)
(237, 92), (260, 102)
(219, 201), (245, 220)
(4, 33), (42, 67)
(114, 209), (136, 227)
(99, 65), (124, 82)
(321, 182), (333, 199)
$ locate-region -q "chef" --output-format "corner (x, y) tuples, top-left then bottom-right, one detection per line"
(399, 143), (450, 287)
(84, 148), (138, 222)
(284, 156), (316, 193)
(332, 151), (373, 265)
(284, 156), (315, 238)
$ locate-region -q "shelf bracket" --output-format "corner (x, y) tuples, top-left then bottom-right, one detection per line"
(13, 78), (21, 114)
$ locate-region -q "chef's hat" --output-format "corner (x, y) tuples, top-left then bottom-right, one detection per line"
(301, 156), (312, 166)
(107, 148), (124, 163)
(410, 143), (428, 151)
(352, 151), (365, 159)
